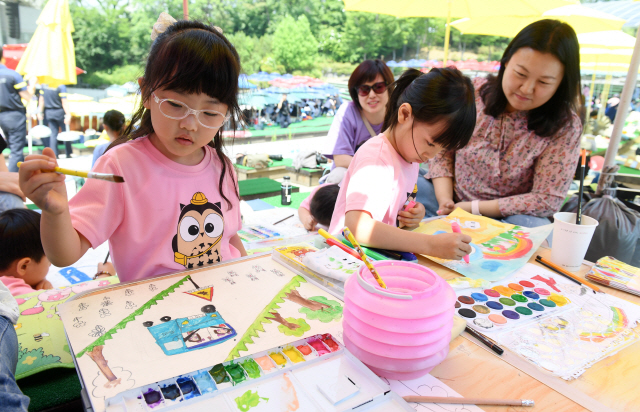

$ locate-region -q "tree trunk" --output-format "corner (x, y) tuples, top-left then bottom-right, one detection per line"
(393, 49), (396, 61)
(265, 311), (300, 330)
(402, 43), (407, 60)
(87, 345), (121, 388)
(285, 290), (331, 311)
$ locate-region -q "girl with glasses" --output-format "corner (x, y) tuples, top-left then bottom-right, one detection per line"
(321, 59), (394, 184)
(329, 67), (476, 260)
(18, 14), (247, 282)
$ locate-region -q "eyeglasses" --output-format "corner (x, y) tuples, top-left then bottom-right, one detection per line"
(152, 93), (229, 129)
(356, 81), (388, 97)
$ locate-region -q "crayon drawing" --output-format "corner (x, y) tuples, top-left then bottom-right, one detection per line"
(58, 255), (343, 412)
(413, 209), (552, 281)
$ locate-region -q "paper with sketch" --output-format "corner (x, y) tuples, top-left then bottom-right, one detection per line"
(58, 255), (343, 412)
(380, 374), (484, 412)
(413, 209), (552, 282)
(302, 246), (363, 282)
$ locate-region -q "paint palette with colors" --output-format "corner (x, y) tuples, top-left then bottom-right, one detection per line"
(104, 334), (414, 412)
(456, 275), (572, 332)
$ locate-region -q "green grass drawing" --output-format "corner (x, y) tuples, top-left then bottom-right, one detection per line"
(225, 275), (306, 361)
(76, 275), (192, 358)
(278, 318), (310, 337)
(16, 343), (61, 376)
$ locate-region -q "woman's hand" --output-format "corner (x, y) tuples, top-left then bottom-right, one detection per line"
(425, 232), (472, 260)
(437, 199), (456, 215)
(0, 171), (26, 200)
(18, 148), (68, 214)
(398, 202), (425, 229)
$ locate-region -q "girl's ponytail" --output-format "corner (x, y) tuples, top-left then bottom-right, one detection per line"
(383, 67), (476, 151)
(383, 69), (423, 131)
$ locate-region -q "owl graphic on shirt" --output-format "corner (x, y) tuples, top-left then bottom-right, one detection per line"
(172, 192), (224, 269)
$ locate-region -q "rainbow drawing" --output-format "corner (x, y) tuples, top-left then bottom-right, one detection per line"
(483, 232), (533, 261)
(579, 307), (628, 343)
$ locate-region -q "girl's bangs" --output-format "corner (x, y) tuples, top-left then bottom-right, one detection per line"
(147, 30), (239, 103)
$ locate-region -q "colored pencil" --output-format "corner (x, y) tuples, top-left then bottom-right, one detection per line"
(451, 221), (469, 263)
(326, 238), (362, 261)
(535, 257), (581, 286)
(465, 326), (504, 355)
(342, 227), (387, 289)
(17, 162), (124, 183)
(103, 252), (110, 265)
(273, 214), (294, 225)
(576, 149), (587, 225)
(403, 396), (534, 406)
(536, 255), (600, 293)
(341, 240), (388, 261)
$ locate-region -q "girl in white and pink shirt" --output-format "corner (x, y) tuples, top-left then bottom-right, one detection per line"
(329, 68), (476, 260)
(18, 16), (247, 282)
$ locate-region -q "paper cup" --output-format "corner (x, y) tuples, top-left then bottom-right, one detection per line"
(551, 212), (598, 272)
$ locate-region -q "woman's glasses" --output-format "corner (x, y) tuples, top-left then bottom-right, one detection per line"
(356, 82), (388, 97)
(152, 93), (229, 129)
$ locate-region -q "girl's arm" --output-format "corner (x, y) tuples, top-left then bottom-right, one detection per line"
(432, 176), (455, 215)
(18, 149), (90, 266)
(345, 210), (471, 260)
(333, 154), (353, 168)
(298, 206), (317, 231)
(229, 233), (247, 257)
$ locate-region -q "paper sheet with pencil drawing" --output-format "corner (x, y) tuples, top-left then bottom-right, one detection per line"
(383, 374), (484, 412)
(240, 207), (312, 248)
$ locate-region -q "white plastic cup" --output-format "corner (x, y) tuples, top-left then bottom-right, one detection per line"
(551, 212), (599, 272)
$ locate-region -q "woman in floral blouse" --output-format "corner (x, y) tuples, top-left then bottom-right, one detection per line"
(416, 19), (582, 228)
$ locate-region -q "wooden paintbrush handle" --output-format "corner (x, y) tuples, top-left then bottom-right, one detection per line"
(537, 256), (600, 292)
(402, 396), (534, 406)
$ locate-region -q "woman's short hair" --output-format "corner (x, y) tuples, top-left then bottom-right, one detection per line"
(480, 19), (581, 137)
(348, 60), (394, 110)
(103, 110), (125, 134)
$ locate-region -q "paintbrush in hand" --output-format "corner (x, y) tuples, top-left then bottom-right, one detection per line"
(576, 149), (586, 224)
(18, 162), (125, 183)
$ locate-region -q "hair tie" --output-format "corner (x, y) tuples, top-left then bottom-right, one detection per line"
(151, 12), (177, 41)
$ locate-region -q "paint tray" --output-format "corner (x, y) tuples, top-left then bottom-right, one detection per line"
(104, 333), (414, 412)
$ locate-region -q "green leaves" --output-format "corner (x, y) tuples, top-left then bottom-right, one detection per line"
(272, 15), (318, 72)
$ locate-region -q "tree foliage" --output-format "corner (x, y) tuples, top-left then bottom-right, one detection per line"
(272, 15), (318, 72)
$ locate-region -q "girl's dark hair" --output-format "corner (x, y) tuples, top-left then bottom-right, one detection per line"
(103, 110), (125, 135)
(0, 209), (45, 270)
(348, 59), (394, 110)
(480, 19), (581, 137)
(112, 19), (241, 208)
(383, 68), (476, 151)
(309, 184), (340, 226)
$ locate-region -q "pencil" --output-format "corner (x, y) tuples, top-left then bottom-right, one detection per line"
(536, 255), (601, 293)
(535, 257), (581, 286)
(273, 214), (294, 225)
(576, 149), (587, 225)
(402, 396), (534, 406)
(342, 227), (387, 289)
(17, 162), (124, 183)
(464, 326), (503, 355)
(103, 252), (110, 264)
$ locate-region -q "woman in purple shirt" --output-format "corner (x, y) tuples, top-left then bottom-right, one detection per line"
(322, 60), (394, 184)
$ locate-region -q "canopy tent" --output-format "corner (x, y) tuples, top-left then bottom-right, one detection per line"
(16, 0), (78, 88)
(585, 0), (640, 29)
(343, 0), (577, 63)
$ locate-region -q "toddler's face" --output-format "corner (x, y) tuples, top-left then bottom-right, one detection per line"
(22, 256), (51, 287)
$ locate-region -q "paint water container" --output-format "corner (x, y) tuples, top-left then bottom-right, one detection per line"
(343, 261), (455, 380)
(281, 176), (292, 205)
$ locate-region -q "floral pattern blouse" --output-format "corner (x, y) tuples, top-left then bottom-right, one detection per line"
(426, 77), (582, 218)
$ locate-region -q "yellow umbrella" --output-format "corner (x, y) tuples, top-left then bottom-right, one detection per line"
(343, 0), (576, 63)
(65, 93), (94, 102)
(578, 30), (636, 49)
(450, 5), (624, 37)
(16, 0), (77, 88)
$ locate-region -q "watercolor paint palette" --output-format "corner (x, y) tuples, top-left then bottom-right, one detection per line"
(456, 274), (573, 332)
(103, 334), (413, 412)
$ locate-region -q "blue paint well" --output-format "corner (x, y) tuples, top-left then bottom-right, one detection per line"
(523, 291), (540, 300)
(471, 293), (488, 302)
(486, 301), (503, 310)
(528, 302), (545, 311)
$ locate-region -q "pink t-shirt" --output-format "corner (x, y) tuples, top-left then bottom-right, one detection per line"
(69, 136), (242, 282)
(329, 134), (419, 235)
(0, 276), (35, 296)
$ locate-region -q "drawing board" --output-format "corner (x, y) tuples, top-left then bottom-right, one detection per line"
(413, 209), (552, 281)
(59, 254), (344, 412)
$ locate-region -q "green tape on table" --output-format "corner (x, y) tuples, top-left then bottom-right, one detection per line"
(238, 178), (296, 197)
(19, 367), (81, 411)
(234, 158), (293, 171)
(619, 165), (640, 176)
(260, 192), (310, 210)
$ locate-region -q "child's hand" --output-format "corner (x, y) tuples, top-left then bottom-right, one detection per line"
(18, 148), (68, 214)
(437, 200), (455, 216)
(426, 233), (472, 260)
(398, 202), (425, 229)
(97, 262), (116, 276)
(35, 279), (53, 290)
(301, 214), (317, 231)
